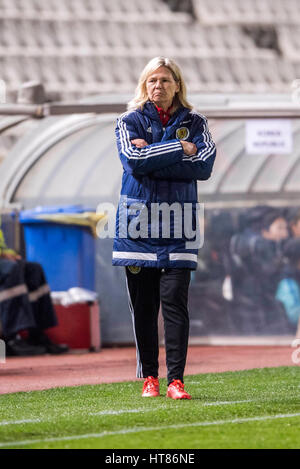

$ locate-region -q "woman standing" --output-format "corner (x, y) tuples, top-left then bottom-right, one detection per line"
(113, 57), (216, 399)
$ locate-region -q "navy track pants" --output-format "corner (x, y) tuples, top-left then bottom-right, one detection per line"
(125, 266), (191, 385)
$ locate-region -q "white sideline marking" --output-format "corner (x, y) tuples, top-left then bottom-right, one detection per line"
(0, 406), (167, 427)
(0, 400), (254, 426)
(0, 418), (41, 426)
(1, 412), (300, 448)
(90, 406), (167, 416)
(203, 400), (254, 406)
(0, 399), (270, 427)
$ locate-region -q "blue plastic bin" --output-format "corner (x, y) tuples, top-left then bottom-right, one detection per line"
(19, 205), (96, 291)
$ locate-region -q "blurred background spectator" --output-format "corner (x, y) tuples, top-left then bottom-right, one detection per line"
(0, 218), (68, 356)
(276, 238), (300, 336)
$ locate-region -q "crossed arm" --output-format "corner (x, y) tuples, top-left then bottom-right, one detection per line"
(132, 138), (197, 156)
(116, 114), (216, 181)
(131, 137), (215, 181)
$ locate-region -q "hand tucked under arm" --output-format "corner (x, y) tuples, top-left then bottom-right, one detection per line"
(131, 139), (197, 156)
(131, 139), (149, 148)
(129, 138), (199, 180)
(180, 140), (197, 156)
(116, 113), (185, 176)
(150, 137), (216, 181)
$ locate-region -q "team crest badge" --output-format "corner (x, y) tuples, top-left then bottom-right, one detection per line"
(128, 266), (141, 274)
(176, 127), (190, 140)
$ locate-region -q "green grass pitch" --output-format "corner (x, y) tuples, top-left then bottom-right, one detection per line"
(0, 367), (300, 449)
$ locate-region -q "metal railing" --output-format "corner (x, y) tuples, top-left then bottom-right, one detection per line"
(1, 102), (300, 119)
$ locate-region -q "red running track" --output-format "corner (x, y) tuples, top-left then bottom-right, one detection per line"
(0, 345), (297, 395)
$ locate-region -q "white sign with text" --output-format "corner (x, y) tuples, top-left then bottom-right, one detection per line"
(246, 119), (293, 155)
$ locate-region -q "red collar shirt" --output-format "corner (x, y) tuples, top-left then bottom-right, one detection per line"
(155, 104), (172, 127)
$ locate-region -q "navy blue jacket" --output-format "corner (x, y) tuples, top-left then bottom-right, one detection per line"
(112, 101), (216, 269)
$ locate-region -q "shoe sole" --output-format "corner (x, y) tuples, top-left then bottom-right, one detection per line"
(166, 393), (191, 400)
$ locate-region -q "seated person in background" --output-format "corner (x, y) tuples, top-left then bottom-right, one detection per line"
(287, 208), (300, 239)
(229, 207), (290, 334)
(276, 238), (300, 336)
(0, 218), (68, 356)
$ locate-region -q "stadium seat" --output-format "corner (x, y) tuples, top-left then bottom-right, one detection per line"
(0, 0), (299, 101)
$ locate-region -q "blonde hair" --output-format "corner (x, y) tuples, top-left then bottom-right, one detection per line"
(127, 57), (193, 111)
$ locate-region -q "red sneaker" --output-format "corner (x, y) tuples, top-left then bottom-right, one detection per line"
(142, 376), (160, 397)
(167, 379), (191, 400)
